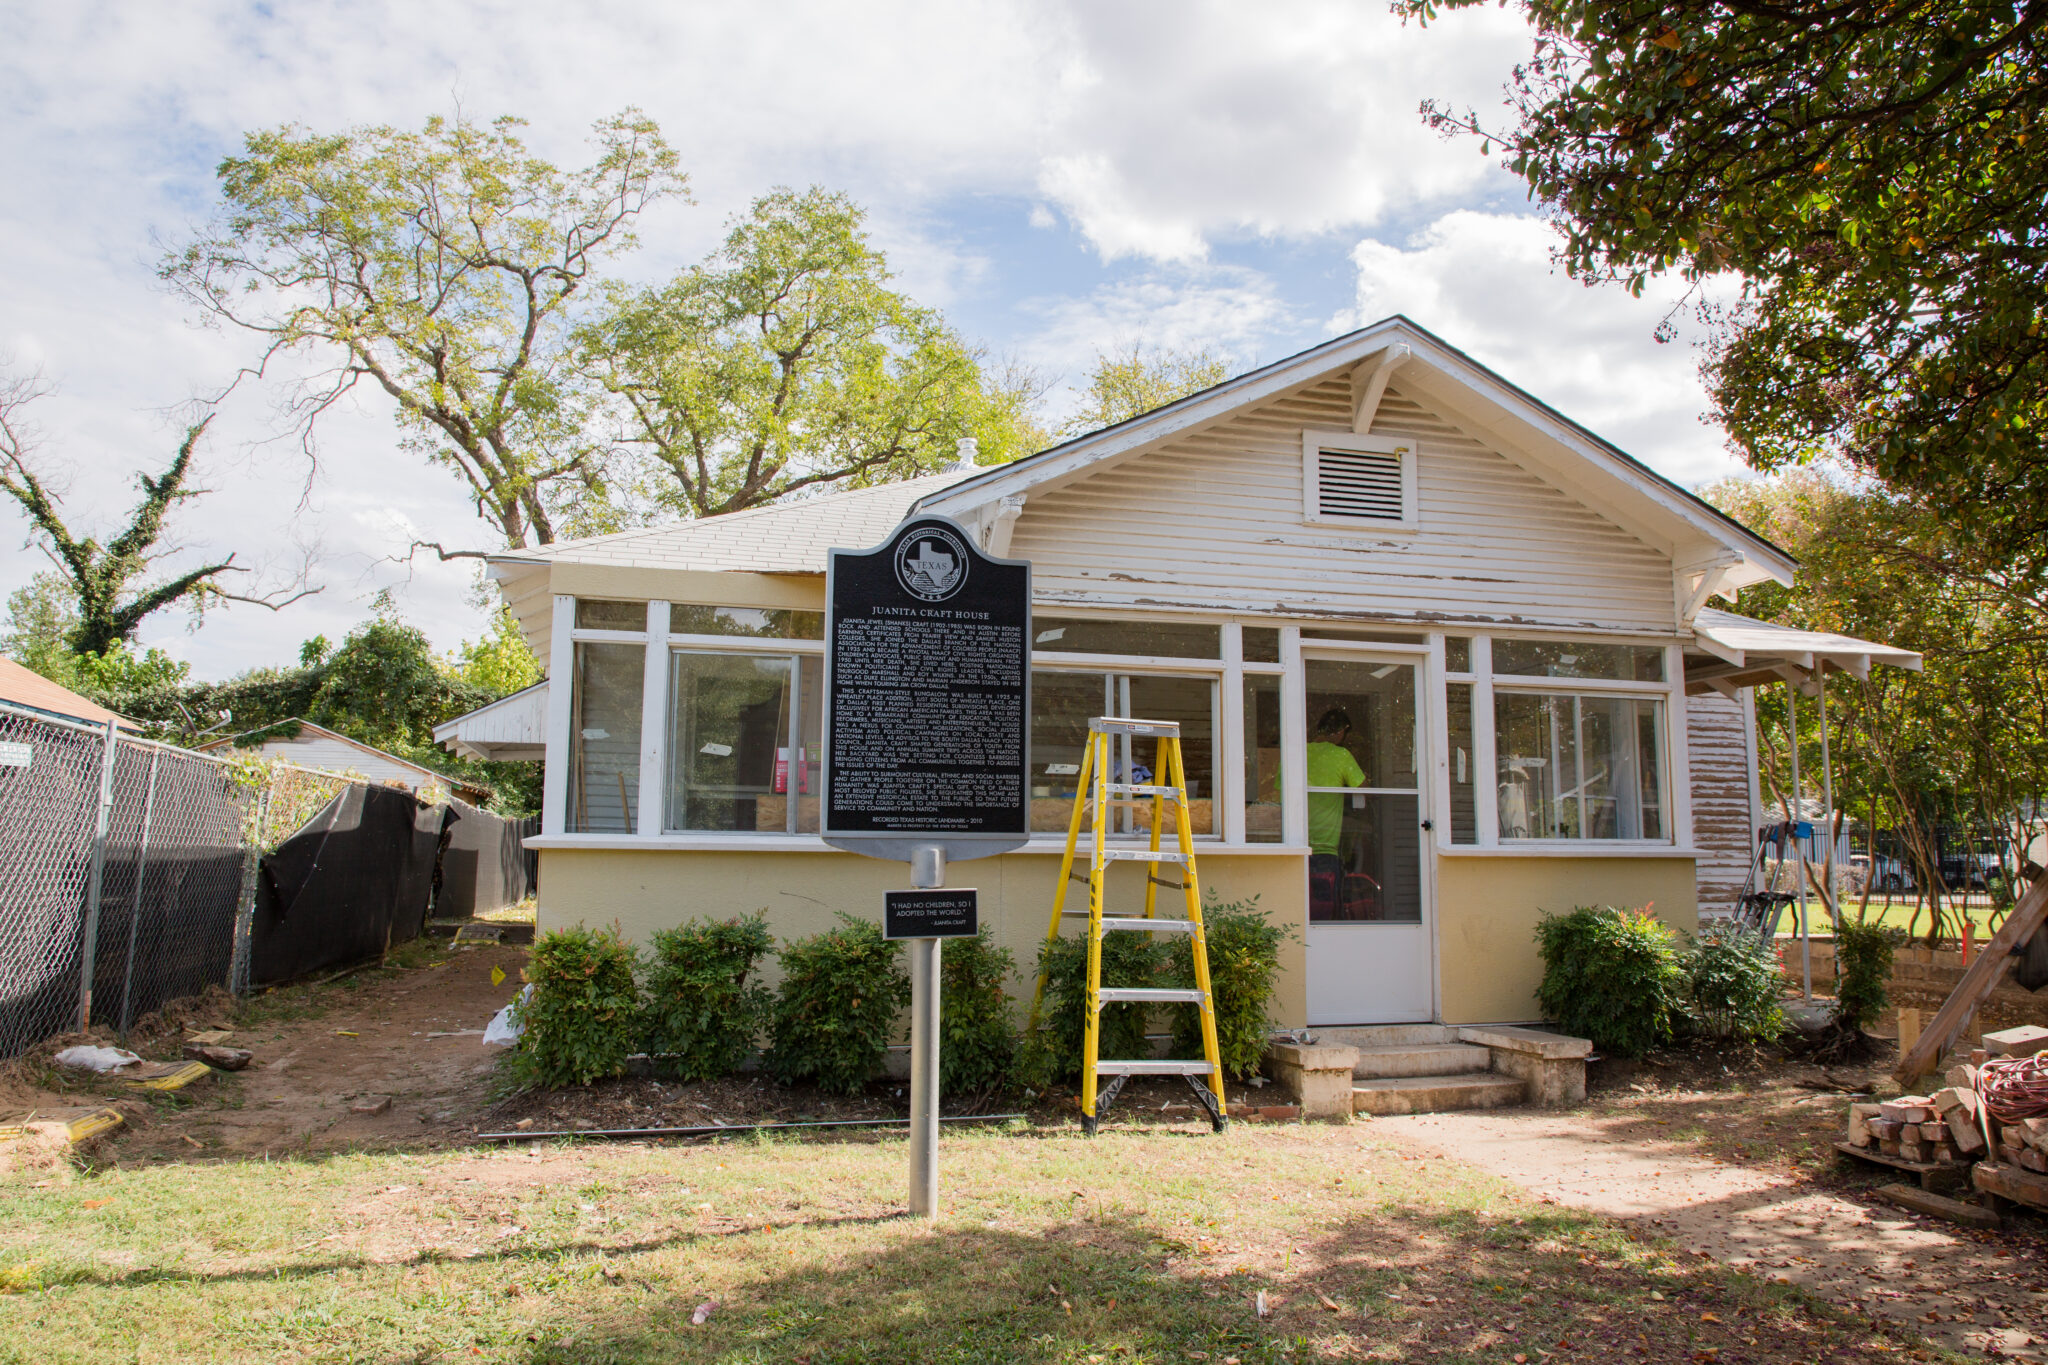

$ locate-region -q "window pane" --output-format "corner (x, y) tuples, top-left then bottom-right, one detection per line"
(1243, 674), (1282, 843)
(671, 605), (823, 639)
(1302, 627), (1425, 644)
(1309, 793), (1422, 923)
(1125, 674), (1217, 836)
(1447, 682), (1476, 844)
(1495, 691), (1665, 840)
(1444, 636), (1471, 673)
(1033, 617), (1219, 658)
(576, 599), (647, 631)
(665, 652), (794, 832)
(1304, 658), (1417, 791)
(569, 642), (644, 833)
(1492, 639), (1664, 681)
(1030, 671), (1108, 832)
(1242, 627), (1281, 664)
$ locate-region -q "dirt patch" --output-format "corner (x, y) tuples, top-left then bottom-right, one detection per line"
(1383, 1043), (2048, 1359)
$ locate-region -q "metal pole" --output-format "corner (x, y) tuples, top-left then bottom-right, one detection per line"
(76, 719), (121, 1031)
(230, 786), (270, 996)
(908, 843), (944, 1218)
(118, 746), (162, 1036)
(1787, 685), (1809, 1002)
(1817, 673), (1838, 929)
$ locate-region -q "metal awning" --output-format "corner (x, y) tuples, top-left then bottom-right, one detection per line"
(1684, 607), (1922, 696)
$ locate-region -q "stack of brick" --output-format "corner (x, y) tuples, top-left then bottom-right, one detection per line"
(1846, 1073), (1987, 1165)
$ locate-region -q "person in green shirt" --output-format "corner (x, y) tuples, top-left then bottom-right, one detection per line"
(1305, 708), (1367, 920)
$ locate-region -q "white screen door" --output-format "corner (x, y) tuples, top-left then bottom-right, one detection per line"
(1301, 653), (1434, 1024)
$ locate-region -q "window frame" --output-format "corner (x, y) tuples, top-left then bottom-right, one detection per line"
(1300, 429), (1419, 531)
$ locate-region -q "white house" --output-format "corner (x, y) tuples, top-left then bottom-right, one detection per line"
(464, 316), (1917, 1029)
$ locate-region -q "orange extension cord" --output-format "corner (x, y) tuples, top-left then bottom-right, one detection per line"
(1977, 1054), (2048, 1123)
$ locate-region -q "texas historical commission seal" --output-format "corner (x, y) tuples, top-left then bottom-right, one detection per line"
(893, 525), (969, 602)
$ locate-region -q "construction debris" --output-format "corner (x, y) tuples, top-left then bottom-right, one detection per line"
(1874, 1182), (2002, 1229)
(183, 1043), (252, 1070)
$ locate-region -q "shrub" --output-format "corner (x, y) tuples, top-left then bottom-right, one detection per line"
(1534, 905), (1685, 1057)
(504, 924), (642, 1088)
(1016, 930), (1160, 1090)
(938, 929), (1018, 1098)
(642, 913), (774, 1082)
(1681, 919), (1786, 1043)
(1163, 894), (1294, 1078)
(765, 914), (910, 1095)
(1833, 917), (1895, 1032)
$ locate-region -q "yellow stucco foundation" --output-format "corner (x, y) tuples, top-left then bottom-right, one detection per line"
(537, 847), (1310, 1028)
(1434, 854), (1699, 1024)
(537, 845), (1696, 1030)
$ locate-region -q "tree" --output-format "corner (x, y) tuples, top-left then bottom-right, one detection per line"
(0, 375), (313, 657)
(450, 605), (542, 696)
(1057, 342), (1233, 437)
(580, 187), (1040, 519)
(1409, 0), (2048, 560)
(162, 110), (684, 549)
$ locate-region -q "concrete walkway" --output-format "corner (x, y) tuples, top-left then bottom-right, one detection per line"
(1377, 1109), (2047, 1359)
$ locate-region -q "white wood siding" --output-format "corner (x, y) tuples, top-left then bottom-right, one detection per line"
(1689, 689), (1760, 916)
(237, 736), (439, 792)
(1009, 377), (1675, 631)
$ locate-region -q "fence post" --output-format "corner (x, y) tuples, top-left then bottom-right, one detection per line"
(117, 746), (163, 1036)
(76, 718), (121, 1031)
(229, 785), (269, 995)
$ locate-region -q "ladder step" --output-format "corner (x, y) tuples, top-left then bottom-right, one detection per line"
(1061, 915), (1200, 933)
(1095, 1059), (1217, 1076)
(1090, 716), (1181, 738)
(1105, 783), (1183, 798)
(1099, 849), (1188, 865)
(1098, 987), (1206, 1004)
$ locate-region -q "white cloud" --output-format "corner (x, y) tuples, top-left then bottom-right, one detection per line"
(1347, 211), (1744, 487)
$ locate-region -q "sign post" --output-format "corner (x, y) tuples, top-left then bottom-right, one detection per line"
(824, 514), (1029, 1218)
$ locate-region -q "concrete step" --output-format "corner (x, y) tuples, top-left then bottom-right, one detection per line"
(1352, 1073), (1528, 1116)
(1312, 1024), (1457, 1049)
(1351, 1042), (1493, 1079)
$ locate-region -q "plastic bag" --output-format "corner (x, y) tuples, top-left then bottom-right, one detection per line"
(53, 1045), (142, 1072)
(483, 984), (532, 1048)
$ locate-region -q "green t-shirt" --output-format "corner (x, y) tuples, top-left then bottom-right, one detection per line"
(1303, 740), (1367, 856)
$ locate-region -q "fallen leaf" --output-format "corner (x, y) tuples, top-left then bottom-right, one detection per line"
(80, 1198), (112, 1210)
(491, 966), (506, 986)
(691, 1301), (718, 1326)
(1700, 1312), (1721, 1323)
(1318, 1292), (1341, 1312)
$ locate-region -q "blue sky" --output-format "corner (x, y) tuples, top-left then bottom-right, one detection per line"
(0, 1), (1743, 679)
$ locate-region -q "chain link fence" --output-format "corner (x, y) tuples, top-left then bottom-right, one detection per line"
(0, 698), (371, 1059)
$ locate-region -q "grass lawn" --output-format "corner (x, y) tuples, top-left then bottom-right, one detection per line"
(0, 1119), (1943, 1363)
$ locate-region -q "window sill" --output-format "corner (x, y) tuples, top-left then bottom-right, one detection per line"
(525, 833), (1314, 856)
(1436, 843), (1700, 859)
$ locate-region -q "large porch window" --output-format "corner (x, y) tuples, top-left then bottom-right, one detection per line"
(567, 641), (644, 834)
(665, 651), (823, 834)
(1030, 668), (1218, 835)
(1494, 691), (1666, 841)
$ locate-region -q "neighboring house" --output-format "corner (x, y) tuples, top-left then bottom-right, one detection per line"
(200, 719), (490, 806)
(0, 657), (139, 731)
(466, 316), (1918, 1028)
(433, 680), (546, 763)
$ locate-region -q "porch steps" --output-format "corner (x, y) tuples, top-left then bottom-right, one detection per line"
(1305, 1024), (1537, 1115)
(1351, 1073), (1529, 1116)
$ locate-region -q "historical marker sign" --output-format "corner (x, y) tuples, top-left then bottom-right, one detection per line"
(883, 889), (980, 941)
(823, 513), (1030, 860)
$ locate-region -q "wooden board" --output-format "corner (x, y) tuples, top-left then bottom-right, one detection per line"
(1894, 872), (2048, 1086)
(1973, 1160), (2048, 1213)
(1834, 1140), (1970, 1191)
(127, 1061), (210, 1092)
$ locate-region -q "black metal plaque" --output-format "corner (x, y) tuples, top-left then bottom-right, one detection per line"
(823, 514), (1030, 852)
(883, 889), (980, 940)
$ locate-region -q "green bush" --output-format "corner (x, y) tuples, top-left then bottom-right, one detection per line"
(1163, 894), (1294, 1078)
(1016, 930), (1160, 1090)
(642, 913), (773, 1082)
(765, 914), (910, 1095)
(1833, 917), (1895, 1032)
(1534, 905), (1685, 1057)
(938, 929), (1018, 1097)
(505, 924), (642, 1088)
(1682, 919), (1786, 1043)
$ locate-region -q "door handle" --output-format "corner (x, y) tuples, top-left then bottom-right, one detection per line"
(1420, 819), (1434, 831)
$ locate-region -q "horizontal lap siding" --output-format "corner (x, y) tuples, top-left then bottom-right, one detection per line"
(1010, 378), (1674, 630)
(1689, 690), (1759, 917)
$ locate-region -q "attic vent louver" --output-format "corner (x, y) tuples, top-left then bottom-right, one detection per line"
(1316, 447), (1405, 520)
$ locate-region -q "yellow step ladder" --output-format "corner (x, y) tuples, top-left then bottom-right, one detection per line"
(1026, 716), (1227, 1135)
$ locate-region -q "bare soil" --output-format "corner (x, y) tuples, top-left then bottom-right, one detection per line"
(1379, 1040), (2048, 1360)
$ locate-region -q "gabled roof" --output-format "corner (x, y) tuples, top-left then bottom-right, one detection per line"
(197, 718), (489, 802)
(490, 467), (982, 577)
(916, 315), (1796, 592)
(0, 657), (137, 730)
